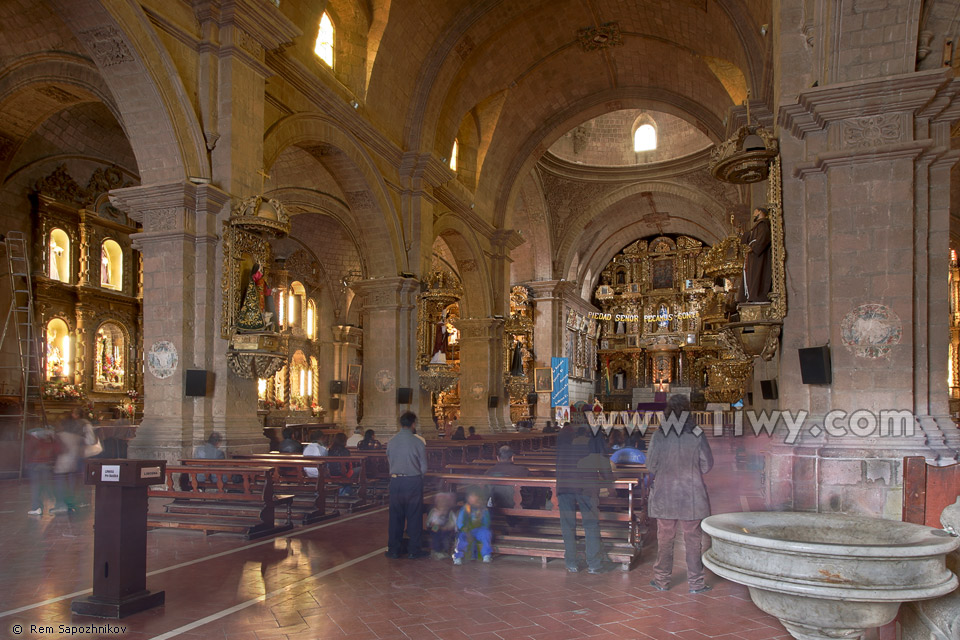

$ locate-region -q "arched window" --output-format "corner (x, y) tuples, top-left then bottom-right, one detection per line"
(95, 322), (125, 390)
(315, 12), (335, 67)
(634, 123), (657, 152)
(449, 139), (459, 172)
(45, 318), (71, 380)
(49, 229), (70, 283)
(307, 299), (317, 339)
(100, 239), (122, 291)
(289, 281), (305, 328)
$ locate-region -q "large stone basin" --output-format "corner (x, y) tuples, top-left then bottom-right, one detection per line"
(702, 512), (959, 640)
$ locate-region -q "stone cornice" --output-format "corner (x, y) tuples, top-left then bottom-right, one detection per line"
(109, 182), (231, 221)
(523, 279), (579, 301)
(454, 317), (504, 340)
(537, 147), (713, 183)
(216, 0), (300, 51)
(778, 68), (960, 140)
(793, 140), (932, 177)
(399, 151), (453, 190)
(350, 276), (419, 310)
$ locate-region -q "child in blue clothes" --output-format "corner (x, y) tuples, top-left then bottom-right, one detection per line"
(453, 487), (493, 564)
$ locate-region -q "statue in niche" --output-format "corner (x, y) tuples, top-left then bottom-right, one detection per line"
(430, 310), (449, 364)
(741, 207), (772, 303)
(509, 338), (524, 376)
(614, 368), (626, 390)
(237, 263), (275, 332)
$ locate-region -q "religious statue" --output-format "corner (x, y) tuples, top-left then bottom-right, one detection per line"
(614, 369), (626, 390)
(509, 338), (524, 376)
(741, 207), (772, 303)
(430, 311), (449, 364)
(237, 263), (275, 332)
(49, 237), (63, 280)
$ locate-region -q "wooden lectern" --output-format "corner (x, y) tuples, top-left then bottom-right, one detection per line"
(71, 459), (166, 618)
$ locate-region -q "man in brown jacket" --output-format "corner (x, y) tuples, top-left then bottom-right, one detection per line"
(647, 394), (714, 593)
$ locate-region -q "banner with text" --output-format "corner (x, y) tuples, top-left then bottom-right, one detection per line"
(551, 357), (569, 408)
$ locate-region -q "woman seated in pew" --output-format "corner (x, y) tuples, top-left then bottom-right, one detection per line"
(303, 434), (329, 479)
(326, 432), (356, 496)
(450, 426), (466, 441)
(607, 429), (626, 452)
(357, 429), (383, 450)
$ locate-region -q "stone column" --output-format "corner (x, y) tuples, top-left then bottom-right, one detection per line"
(455, 317), (505, 433)
(772, 68), (960, 516)
(331, 324), (362, 429)
(110, 182), (231, 463)
(525, 280), (574, 428)
(350, 277), (418, 439)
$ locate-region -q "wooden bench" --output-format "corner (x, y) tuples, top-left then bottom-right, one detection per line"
(263, 423), (341, 451)
(177, 458), (337, 524)
(434, 473), (648, 570)
(234, 453), (370, 511)
(148, 465), (294, 539)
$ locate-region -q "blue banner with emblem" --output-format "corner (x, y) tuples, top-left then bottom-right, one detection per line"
(551, 357), (569, 408)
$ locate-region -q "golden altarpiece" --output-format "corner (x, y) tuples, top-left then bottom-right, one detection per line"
(504, 286), (536, 423)
(416, 268), (462, 427)
(28, 165), (142, 419)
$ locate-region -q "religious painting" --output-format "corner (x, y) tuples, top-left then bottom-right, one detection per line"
(346, 364), (362, 394)
(534, 367), (553, 392)
(627, 336), (638, 348)
(652, 258), (674, 290)
(630, 283), (640, 293)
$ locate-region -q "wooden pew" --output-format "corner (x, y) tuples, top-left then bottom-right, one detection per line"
(148, 465), (294, 539)
(263, 423), (342, 451)
(903, 457), (960, 527)
(177, 458), (337, 524)
(434, 473), (648, 570)
(234, 453), (370, 510)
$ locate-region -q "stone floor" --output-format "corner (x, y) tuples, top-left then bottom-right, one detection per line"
(0, 434), (797, 640)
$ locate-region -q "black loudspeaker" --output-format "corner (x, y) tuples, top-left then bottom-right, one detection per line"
(799, 346), (832, 385)
(329, 398), (341, 411)
(397, 387), (413, 404)
(488, 396), (499, 409)
(760, 379), (779, 400)
(185, 370), (210, 397)
(330, 380), (344, 394)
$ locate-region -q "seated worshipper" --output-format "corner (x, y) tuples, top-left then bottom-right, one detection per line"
(326, 432), (356, 495)
(426, 492), (458, 559)
(453, 487), (493, 565)
(517, 420), (532, 433)
(278, 428), (303, 453)
(191, 431), (226, 486)
(610, 431), (647, 466)
(450, 426), (466, 441)
(484, 446), (531, 509)
(542, 421), (556, 434)
(466, 426), (483, 441)
(357, 429), (383, 450)
(303, 434), (329, 479)
(346, 426), (364, 448)
(607, 428), (626, 451)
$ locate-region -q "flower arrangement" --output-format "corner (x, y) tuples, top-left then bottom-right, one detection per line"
(260, 398), (285, 411)
(289, 394), (307, 412)
(310, 401), (323, 417)
(42, 380), (84, 400)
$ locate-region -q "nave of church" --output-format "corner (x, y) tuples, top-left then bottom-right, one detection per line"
(1, 1), (960, 639)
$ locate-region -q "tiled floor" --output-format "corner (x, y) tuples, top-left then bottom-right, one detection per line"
(0, 434), (794, 640)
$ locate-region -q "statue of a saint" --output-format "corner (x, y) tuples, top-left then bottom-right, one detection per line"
(509, 338), (524, 376)
(237, 263), (274, 332)
(741, 207), (772, 303)
(429, 312), (449, 364)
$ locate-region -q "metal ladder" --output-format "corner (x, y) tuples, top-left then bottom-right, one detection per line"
(0, 231), (47, 478)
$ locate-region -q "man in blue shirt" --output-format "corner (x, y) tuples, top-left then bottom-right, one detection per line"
(385, 411), (429, 559)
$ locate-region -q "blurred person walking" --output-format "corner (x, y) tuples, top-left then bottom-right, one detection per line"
(647, 394), (714, 594)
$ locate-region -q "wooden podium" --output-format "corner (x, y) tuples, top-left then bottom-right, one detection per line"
(71, 459), (166, 618)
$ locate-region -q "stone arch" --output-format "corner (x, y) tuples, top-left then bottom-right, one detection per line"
(432, 214), (493, 319)
(263, 113), (406, 277)
(49, 0), (209, 184)
(510, 171), (552, 282)
(555, 179), (732, 279)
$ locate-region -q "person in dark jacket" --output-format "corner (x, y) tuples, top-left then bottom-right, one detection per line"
(278, 428), (303, 453)
(484, 446), (530, 508)
(647, 394), (714, 594)
(450, 426), (466, 441)
(556, 424), (614, 573)
(357, 429), (382, 450)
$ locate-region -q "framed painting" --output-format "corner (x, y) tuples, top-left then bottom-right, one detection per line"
(346, 364), (362, 394)
(534, 367), (553, 392)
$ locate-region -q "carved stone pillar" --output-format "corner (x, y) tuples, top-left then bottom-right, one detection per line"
(331, 324), (362, 429)
(350, 277), (418, 438)
(110, 182), (231, 463)
(455, 317), (505, 433)
(771, 68), (960, 515)
(525, 280), (575, 428)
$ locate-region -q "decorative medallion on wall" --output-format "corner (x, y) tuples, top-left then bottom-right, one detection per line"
(146, 340), (178, 379)
(375, 369), (395, 393)
(841, 304), (902, 359)
(470, 382), (485, 400)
